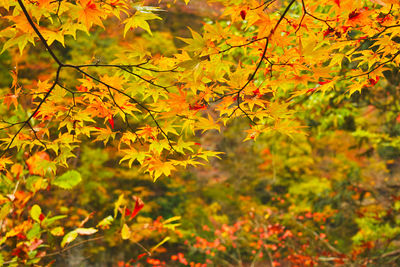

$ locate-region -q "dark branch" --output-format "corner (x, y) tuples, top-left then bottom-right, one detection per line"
(17, 0), (63, 66)
(228, 0), (296, 122)
(1, 66), (62, 157)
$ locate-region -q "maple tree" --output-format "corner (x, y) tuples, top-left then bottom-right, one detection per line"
(1, 0), (400, 265)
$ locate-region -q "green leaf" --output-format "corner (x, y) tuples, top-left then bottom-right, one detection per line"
(96, 215), (114, 229)
(44, 215), (67, 227)
(53, 170), (82, 189)
(25, 176), (47, 192)
(30, 204), (42, 222)
(176, 27), (205, 53)
(27, 223), (41, 240)
(123, 11), (161, 37)
(61, 230), (78, 248)
(0, 202), (11, 220)
(162, 216), (181, 230)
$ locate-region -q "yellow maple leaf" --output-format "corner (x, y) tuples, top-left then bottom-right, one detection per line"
(123, 11), (161, 37)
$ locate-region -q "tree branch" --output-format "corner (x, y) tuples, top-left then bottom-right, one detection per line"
(17, 0), (63, 66)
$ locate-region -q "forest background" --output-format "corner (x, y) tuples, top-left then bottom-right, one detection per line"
(1, 0), (400, 266)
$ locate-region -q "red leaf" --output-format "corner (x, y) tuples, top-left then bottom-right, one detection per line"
(39, 213), (45, 222)
(110, 0), (120, 7)
(137, 253), (147, 261)
(377, 14), (390, 24)
(76, 85), (88, 92)
(130, 197), (144, 219)
(125, 208), (131, 217)
(11, 247), (24, 257)
(86, 0), (96, 9)
(16, 233), (26, 240)
(334, 0), (340, 7)
(189, 103), (206, 111)
(240, 10), (246, 20)
(396, 114), (400, 123)
(318, 80), (331, 85)
(252, 88), (261, 97)
(108, 116), (114, 129)
(368, 76), (379, 86)
(29, 239), (43, 251)
(323, 28), (335, 37)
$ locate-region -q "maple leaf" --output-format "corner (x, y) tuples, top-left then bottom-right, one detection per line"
(189, 103), (206, 111)
(346, 8), (372, 27)
(146, 158), (176, 181)
(3, 87), (20, 109)
(92, 126), (116, 145)
(177, 27), (206, 54)
(77, 0), (106, 30)
(195, 113), (220, 133)
(119, 148), (147, 167)
(123, 10), (161, 37)
(244, 125), (263, 141)
(41, 28), (65, 46)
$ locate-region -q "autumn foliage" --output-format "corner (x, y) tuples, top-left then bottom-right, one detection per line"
(1, 0), (400, 265)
